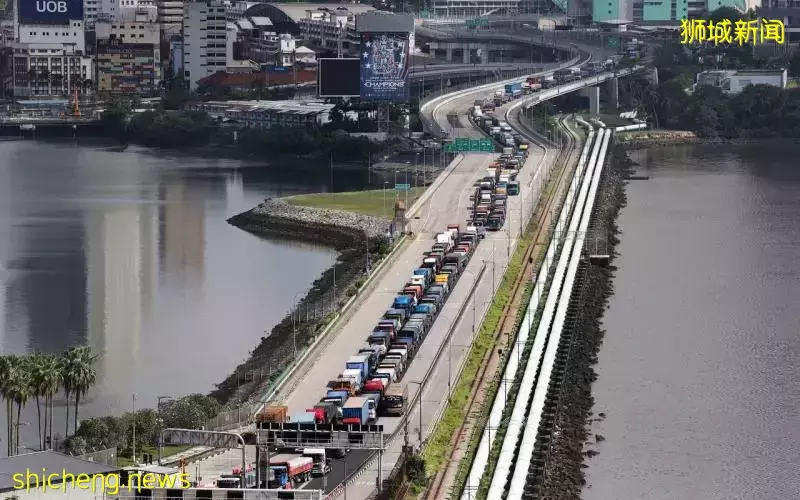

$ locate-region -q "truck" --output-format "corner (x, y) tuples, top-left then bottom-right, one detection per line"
(324, 389), (350, 405)
(255, 405), (288, 424)
(301, 449), (331, 476)
(346, 355), (371, 381)
(267, 455), (313, 489)
(382, 385), (407, 416)
(504, 82), (522, 95)
(342, 368), (364, 392)
(310, 402), (340, 423)
(290, 411), (317, 424)
(342, 396), (371, 425)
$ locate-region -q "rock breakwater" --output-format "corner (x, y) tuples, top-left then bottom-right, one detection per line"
(211, 198), (393, 408)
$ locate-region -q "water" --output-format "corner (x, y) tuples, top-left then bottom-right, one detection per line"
(585, 144), (800, 500)
(0, 140), (388, 449)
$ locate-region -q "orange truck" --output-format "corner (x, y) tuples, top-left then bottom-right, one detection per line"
(255, 405), (288, 423)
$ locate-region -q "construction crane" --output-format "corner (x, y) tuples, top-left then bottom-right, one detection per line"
(69, 87), (81, 117)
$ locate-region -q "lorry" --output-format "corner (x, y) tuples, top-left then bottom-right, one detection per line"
(290, 411), (317, 424)
(342, 368), (364, 392)
(342, 396), (371, 425)
(255, 405), (288, 424)
(301, 449), (331, 476)
(267, 454), (313, 489)
(382, 385), (407, 416)
(504, 82), (522, 96)
(346, 354), (371, 381)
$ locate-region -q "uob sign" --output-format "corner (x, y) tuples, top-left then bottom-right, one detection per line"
(36, 1), (68, 12)
(20, 0), (82, 23)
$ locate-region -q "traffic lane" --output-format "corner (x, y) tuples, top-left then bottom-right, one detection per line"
(184, 446), (256, 486)
(414, 154), (492, 232)
(304, 450), (373, 492)
(285, 155), (498, 413)
(283, 236), (440, 413)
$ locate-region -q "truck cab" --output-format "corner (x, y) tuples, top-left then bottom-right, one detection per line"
(301, 448), (331, 476)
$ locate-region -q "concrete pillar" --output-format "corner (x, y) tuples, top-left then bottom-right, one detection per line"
(606, 77), (619, 111)
(480, 48), (488, 64)
(463, 48), (470, 64)
(446, 47), (453, 62)
(585, 86), (600, 115)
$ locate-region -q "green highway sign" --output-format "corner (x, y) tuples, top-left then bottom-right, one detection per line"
(465, 18), (489, 29)
(395, 183), (411, 190)
(420, 10), (431, 18)
(444, 137), (495, 153)
(608, 36), (619, 49)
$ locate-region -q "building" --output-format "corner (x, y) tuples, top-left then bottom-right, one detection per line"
(695, 68), (787, 93)
(158, 0), (185, 37)
(191, 99), (334, 129)
(0, 451), (121, 500)
(227, 16), (278, 65)
(95, 17), (161, 94)
(95, 0), (157, 24)
(756, 3), (800, 43)
(182, 0), (228, 89)
(10, 43), (93, 97)
(622, 0), (748, 24)
(196, 67), (317, 90)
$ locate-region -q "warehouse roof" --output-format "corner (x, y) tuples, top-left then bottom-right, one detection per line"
(0, 451), (120, 493)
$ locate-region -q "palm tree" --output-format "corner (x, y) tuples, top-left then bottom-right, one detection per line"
(0, 356), (15, 456)
(71, 347), (98, 433)
(29, 354), (61, 450)
(7, 362), (30, 456)
(60, 350), (78, 437)
(39, 355), (61, 450)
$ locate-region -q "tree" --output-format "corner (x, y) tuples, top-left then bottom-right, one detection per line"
(159, 395), (215, 430)
(8, 362), (30, 456)
(70, 346), (98, 432)
(39, 354), (62, 450)
(28, 354), (47, 450)
(790, 49), (800, 77)
(0, 356), (16, 456)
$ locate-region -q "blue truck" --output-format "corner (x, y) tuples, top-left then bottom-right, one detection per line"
(393, 295), (415, 312)
(346, 354), (371, 381)
(504, 82), (522, 96)
(342, 396), (371, 425)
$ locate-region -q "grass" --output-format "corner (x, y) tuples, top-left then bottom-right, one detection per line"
(116, 445), (191, 467)
(286, 187), (426, 218)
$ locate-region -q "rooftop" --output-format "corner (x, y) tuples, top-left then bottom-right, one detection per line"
(0, 451), (120, 492)
(267, 2), (375, 23)
(212, 100), (335, 115)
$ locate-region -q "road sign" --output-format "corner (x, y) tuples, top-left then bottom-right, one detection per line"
(395, 183), (411, 190)
(465, 18), (488, 29)
(608, 36), (619, 49)
(444, 137), (495, 153)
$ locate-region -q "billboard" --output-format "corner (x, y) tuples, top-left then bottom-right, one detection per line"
(318, 58), (361, 98)
(19, 0), (83, 24)
(360, 32), (409, 102)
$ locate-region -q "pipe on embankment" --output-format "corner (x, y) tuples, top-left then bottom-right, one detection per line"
(506, 129), (612, 499)
(459, 126), (597, 499)
(485, 128), (608, 499)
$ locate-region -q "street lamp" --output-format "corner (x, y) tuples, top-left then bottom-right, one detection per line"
(291, 291), (305, 361)
(407, 380), (424, 446)
(383, 181), (389, 218)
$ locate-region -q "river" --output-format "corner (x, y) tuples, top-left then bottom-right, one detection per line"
(0, 140), (386, 452)
(585, 143), (800, 499)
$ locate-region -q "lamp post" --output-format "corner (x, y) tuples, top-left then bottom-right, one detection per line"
(132, 394), (137, 465)
(291, 291), (305, 361)
(408, 381), (424, 446)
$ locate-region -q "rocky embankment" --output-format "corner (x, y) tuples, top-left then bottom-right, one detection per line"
(532, 145), (628, 499)
(211, 198), (393, 407)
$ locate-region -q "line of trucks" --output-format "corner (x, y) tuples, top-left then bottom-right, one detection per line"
(469, 147), (524, 231)
(214, 448), (331, 490)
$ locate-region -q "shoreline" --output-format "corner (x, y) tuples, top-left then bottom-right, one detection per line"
(529, 144), (627, 498)
(616, 130), (800, 150)
(210, 198), (393, 409)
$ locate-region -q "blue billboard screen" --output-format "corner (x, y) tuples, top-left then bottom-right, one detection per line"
(19, 0), (83, 24)
(360, 32), (409, 102)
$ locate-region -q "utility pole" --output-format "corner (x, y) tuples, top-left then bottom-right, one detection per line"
(132, 394), (137, 465)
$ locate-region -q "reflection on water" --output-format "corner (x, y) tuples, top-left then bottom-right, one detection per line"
(585, 144), (800, 500)
(0, 141), (384, 450)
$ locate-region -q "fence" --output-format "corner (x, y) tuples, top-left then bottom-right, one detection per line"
(79, 447), (118, 467)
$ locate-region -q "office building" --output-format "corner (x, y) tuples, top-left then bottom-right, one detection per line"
(95, 16), (161, 94)
(191, 100), (334, 129)
(182, 0), (228, 89)
(158, 0), (185, 37)
(696, 68), (787, 93)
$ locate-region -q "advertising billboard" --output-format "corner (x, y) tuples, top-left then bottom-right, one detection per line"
(19, 0), (83, 24)
(360, 32), (409, 102)
(317, 58), (361, 97)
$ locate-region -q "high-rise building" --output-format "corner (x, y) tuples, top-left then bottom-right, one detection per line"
(182, 0), (227, 89)
(95, 13), (161, 94)
(159, 0), (185, 37)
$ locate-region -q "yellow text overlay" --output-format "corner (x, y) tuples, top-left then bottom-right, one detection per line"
(680, 18), (785, 45)
(13, 469), (192, 495)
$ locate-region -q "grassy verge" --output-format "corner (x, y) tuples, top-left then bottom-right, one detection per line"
(421, 155), (565, 477)
(286, 187), (425, 218)
(117, 445), (191, 467)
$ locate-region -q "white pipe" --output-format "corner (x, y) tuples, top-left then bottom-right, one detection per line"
(506, 129), (612, 499)
(486, 129), (607, 499)
(460, 129), (597, 500)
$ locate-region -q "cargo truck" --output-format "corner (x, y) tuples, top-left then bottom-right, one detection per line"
(301, 449), (331, 476)
(342, 369), (363, 392)
(267, 455), (313, 489)
(255, 405), (288, 423)
(504, 82), (522, 95)
(382, 385), (407, 416)
(346, 355), (371, 381)
(342, 396), (371, 425)
(290, 411), (316, 424)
